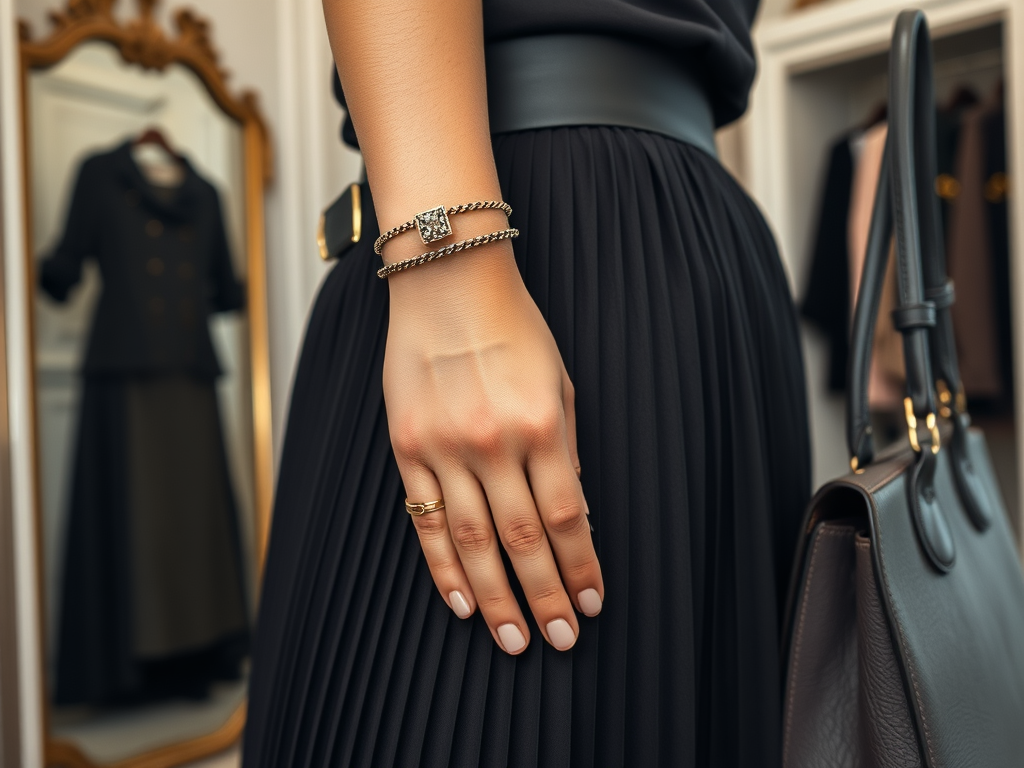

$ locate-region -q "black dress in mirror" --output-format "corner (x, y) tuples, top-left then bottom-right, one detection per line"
(39, 140), (250, 706)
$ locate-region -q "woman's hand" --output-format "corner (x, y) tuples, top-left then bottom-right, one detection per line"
(322, 0), (598, 654)
(383, 238), (604, 655)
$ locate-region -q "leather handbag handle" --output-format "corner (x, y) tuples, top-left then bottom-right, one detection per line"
(847, 138), (894, 469)
(848, 12), (940, 465)
(846, 10), (967, 571)
(847, 10), (994, 536)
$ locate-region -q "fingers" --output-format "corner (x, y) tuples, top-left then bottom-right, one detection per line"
(441, 473), (533, 654)
(527, 445), (604, 618)
(479, 470), (580, 650)
(392, 371), (599, 657)
(397, 461), (476, 620)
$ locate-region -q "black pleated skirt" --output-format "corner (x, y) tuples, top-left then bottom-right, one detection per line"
(243, 127), (810, 767)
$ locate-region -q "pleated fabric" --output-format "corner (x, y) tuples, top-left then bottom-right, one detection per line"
(243, 127), (810, 768)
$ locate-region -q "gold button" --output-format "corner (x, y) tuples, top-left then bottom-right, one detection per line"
(146, 257), (164, 276)
(935, 173), (960, 200)
(985, 172), (1009, 204)
(145, 219), (164, 237)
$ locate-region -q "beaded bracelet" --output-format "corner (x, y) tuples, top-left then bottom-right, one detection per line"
(373, 200), (513, 255)
(377, 228), (519, 279)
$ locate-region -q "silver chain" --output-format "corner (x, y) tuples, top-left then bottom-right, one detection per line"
(377, 228), (519, 279)
(373, 200), (513, 255)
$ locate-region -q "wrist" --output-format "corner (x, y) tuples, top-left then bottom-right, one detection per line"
(386, 237), (523, 313)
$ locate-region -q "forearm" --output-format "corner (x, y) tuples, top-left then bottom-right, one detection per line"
(324, 0), (512, 281)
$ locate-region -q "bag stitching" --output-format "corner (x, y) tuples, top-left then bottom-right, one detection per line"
(783, 526), (848, 765)
(872, 506), (939, 766)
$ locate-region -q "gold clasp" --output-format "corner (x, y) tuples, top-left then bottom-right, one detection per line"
(316, 183), (362, 262)
(904, 397), (940, 455)
(351, 183), (363, 243)
(316, 212), (329, 261)
(935, 379), (967, 419)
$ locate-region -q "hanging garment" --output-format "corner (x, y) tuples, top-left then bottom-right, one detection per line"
(934, 89), (978, 232)
(801, 136), (853, 392)
(40, 141), (245, 378)
(41, 141), (250, 706)
(947, 102), (1003, 402)
(982, 100), (1012, 404)
(847, 122), (904, 410)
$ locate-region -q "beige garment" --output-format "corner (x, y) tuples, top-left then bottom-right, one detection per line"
(947, 102), (1002, 399)
(848, 122), (904, 411)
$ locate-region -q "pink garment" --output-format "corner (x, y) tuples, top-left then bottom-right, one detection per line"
(848, 122), (904, 410)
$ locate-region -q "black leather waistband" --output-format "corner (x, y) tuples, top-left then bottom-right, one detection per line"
(485, 34), (718, 159)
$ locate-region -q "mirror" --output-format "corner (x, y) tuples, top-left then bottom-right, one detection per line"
(19, 1), (273, 765)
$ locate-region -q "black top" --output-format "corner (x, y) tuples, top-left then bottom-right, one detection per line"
(334, 0), (760, 145)
(39, 142), (244, 378)
(800, 136), (852, 393)
(484, 0), (760, 127)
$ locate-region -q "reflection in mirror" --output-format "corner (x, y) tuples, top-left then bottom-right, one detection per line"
(22, 7), (271, 764)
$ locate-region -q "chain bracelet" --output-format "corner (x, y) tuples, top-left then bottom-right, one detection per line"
(376, 228), (519, 279)
(373, 200), (513, 255)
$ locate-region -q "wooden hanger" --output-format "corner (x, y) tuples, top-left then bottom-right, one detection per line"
(134, 126), (180, 161)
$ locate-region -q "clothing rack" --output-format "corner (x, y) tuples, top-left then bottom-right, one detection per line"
(747, 0), (1024, 545)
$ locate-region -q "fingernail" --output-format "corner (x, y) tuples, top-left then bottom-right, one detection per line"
(449, 590), (472, 619)
(497, 623), (526, 654)
(546, 618), (577, 651)
(578, 589), (602, 617)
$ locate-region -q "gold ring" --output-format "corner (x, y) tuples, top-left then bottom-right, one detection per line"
(405, 498), (445, 516)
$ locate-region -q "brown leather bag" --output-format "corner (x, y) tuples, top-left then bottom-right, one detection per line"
(781, 11), (1024, 768)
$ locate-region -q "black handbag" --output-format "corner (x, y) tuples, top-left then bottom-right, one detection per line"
(782, 10), (1024, 768)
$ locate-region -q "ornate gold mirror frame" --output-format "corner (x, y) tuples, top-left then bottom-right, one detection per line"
(18, 1), (273, 765)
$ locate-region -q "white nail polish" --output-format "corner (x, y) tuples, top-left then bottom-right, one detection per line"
(546, 618), (577, 651)
(497, 623), (526, 654)
(449, 590), (472, 619)
(578, 588), (603, 617)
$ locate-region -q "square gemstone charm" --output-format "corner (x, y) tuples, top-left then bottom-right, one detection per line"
(414, 206), (453, 244)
